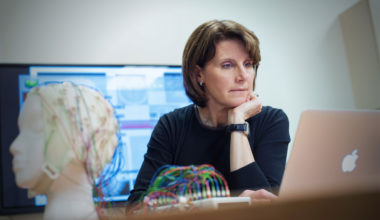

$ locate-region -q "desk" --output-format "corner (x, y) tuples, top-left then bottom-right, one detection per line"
(115, 189), (380, 220)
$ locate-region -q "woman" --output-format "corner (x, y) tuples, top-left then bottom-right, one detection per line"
(128, 20), (290, 204)
(10, 82), (119, 220)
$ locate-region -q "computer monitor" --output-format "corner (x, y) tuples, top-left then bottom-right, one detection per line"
(0, 64), (191, 214)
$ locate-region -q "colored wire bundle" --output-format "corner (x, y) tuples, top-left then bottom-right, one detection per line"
(139, 164), (230, 211)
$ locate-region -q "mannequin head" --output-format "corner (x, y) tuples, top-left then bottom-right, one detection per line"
(10, 82), (119, 196)
(10, 93), (45, 189)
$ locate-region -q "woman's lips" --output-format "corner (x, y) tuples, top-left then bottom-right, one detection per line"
(230, 88), (247, 92)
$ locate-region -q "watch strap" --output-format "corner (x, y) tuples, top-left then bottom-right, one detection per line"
(226, 121), (249, 136)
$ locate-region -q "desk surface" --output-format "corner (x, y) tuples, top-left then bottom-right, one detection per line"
(113, 189), (380, 220)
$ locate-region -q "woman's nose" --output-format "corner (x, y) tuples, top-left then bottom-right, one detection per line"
(236, 65), (249, 81)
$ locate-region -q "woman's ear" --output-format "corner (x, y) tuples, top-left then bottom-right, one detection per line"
(195, 65), (203, 85)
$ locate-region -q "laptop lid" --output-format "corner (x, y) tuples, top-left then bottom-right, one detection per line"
(279, 109), (380, 199)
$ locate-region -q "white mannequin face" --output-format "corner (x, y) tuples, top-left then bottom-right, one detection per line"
(10, 94), (45, 189)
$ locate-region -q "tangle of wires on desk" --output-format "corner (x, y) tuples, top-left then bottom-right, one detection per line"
(132, 164), (230, 213)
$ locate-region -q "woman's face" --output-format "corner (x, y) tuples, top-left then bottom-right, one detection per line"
(10, 94), (45, 189)
(198, 39), (255, 109)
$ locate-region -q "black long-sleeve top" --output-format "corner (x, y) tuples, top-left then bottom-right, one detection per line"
(128, 104), (290, 204)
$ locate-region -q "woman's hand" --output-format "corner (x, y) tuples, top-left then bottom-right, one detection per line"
(228, 91), (262, 124)
(239, 189), (277, 202)
(228, 91), (261, 171)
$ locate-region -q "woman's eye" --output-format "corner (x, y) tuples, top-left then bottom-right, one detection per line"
(244, 62), (253, 68)
(222, 63), (233, 69)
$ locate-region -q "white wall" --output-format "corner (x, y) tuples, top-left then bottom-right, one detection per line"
(0, 0), (363, 142)
(369, 0), (380, 61)
(340, 0), (380, 110)
(0, 0), (370, 218)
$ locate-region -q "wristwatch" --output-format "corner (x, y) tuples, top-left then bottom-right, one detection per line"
(226, 121), (250, 136)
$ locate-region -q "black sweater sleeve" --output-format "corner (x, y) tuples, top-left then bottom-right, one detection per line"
(127, 115), (174, 204)
(229, 107), (290, 195)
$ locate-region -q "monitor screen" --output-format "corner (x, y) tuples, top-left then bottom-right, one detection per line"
(0, 64), (191, 214)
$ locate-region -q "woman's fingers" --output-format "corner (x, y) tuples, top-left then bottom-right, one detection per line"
(228, 91), (262, 123)
(242, 93), (262, 119)
(239, 189), (278, 201)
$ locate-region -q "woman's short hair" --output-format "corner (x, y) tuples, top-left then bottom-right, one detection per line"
(182, 20), (261, 107)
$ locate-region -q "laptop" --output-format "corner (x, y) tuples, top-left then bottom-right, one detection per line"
(279, 109), (380, 199)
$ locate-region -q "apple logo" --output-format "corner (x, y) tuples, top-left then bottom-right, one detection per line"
(341, 149), (359, 173)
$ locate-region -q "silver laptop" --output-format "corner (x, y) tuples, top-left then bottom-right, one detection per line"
(279, 109), (380, 199)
